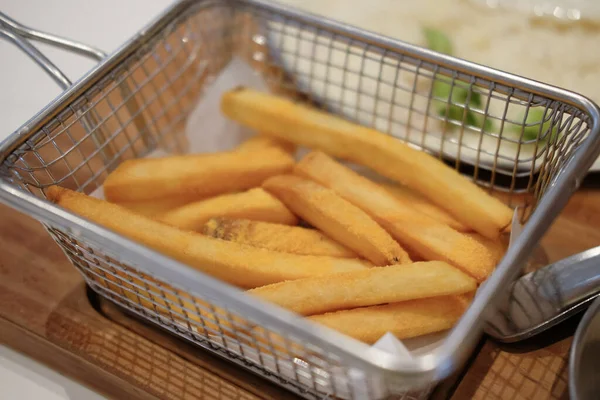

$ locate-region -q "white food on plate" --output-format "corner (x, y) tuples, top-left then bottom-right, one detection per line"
(272, 0), (600, 172)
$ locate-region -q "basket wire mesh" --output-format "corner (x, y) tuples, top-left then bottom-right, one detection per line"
(0, 0), (599, 399)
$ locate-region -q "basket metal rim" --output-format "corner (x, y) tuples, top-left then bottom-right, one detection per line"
(0, 0), (599, 383)
(0, 0), (197, 160)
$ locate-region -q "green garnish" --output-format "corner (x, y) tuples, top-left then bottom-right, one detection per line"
(510, 108), (559, 141)
(423, 27), (493, 133)
(423, 27), (453, 55)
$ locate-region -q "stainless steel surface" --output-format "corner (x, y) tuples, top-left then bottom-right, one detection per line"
(0, 24), (70, 89)
(0, 12), (115, 174)
(0, 11), (105, 89)
(485, 246), (600, 342)
(0, 12), (105, 61)
(569, 295), (600, 400)
(0, 0), (599, 399)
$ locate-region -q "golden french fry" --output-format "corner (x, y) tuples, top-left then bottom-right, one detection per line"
(114, 195), (209, 217)
(263, 174), (411, 266)
(465, 232), (508, 264)
(47, 186), (369, 289)
(251, 294), (473, 355)
(235, 134), (296, 154)
(202, 217), (356, 258)
(295, 151), (502, 281)
(158, 188), (298, 231)
(247, 261), (476, 316)
(220, 87), (513, 239)
(103, 144), (295, 203)
(307, 296), (469, 344)
(381, 183), (470, 232)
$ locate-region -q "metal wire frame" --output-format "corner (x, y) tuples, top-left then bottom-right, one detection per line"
(0, 0), (599, 399)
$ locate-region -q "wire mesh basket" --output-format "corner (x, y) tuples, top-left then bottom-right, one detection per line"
(1, 0), (600, 399)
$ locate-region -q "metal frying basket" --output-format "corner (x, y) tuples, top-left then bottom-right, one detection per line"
(1, 1), (600, 398)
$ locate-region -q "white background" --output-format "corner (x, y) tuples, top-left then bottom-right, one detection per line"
(0, 1), (172, 398)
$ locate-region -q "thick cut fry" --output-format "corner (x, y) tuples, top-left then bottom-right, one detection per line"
(381, 183), (470, 232)
(114, 195), (209, 217)
(47, 186), (369, 288)
(307, 296), (469, 344)
(221, 87), (513, 239)
(235, 134), (296, 154)
(295, 151), (502, 281)
(103, 145), (295, 203)
(263, 174), (410, 266)
(466, 232), (508, 264)
(158, 188), (298, 231)
(247, 261), (476, 316)
(202, 218), (356, 258)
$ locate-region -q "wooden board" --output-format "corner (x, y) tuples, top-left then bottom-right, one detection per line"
(1, 188), (599, 399)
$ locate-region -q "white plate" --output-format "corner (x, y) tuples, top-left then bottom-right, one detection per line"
(265, 21), (568, 183)
(268, 0), (600, 174)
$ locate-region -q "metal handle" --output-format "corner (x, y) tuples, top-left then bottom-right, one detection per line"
(0, 11), (106, 89)
(0, 12), (152, 165)
(485, 246), (600, 342)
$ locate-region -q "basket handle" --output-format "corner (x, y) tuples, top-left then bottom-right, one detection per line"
(0, 11), (106, 89)
(0, 12), (154, 164)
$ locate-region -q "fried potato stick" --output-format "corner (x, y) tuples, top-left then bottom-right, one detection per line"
(114, 195), (209, 217)
(295, 151), (502, 281)
(221, 87), (513, 239)
(47, 186), (369, 288)
(104, 144), (295, 203)
(235, 134), (296, 154)
(202, 218), (356, 258)
(159, 188), (298, 231)
(263, 174), (411, 266)
(113, 136), (296, 218)
(381, 183), (470, 232)
(247, 261), (475, 316)
(307, 295), (469, 344)
(466, 232), (508, 264)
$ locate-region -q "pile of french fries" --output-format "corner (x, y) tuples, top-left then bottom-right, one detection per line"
(46, 87), (512, 346)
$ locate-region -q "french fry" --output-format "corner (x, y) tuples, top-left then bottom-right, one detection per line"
(235, 134), (296, 154)
(466, 232), (508, 264)
(103, 144), (295, 203)
(158, 188), (298, 231)
(108, 136), (295, 216)
(262, 174), (411, 266)
(250, 294), (473, 355)
(307, 296), (469, 344)
(220, 87), (513, 239)
(47, 186), (369, 288)
(247, 262), (476, 316)
(381, 183), (470, 232)
(226, 295), (473, 356)
(202, 218), (357, 258)
(114, 195), (209, 217)
(295, 151), (502, 281)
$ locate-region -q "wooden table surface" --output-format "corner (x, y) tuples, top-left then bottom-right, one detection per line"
(1, 187), (599, 399)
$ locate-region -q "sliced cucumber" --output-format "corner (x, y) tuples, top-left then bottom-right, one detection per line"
(510, 108), (558, 141)
(424, 27), (492, 133)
